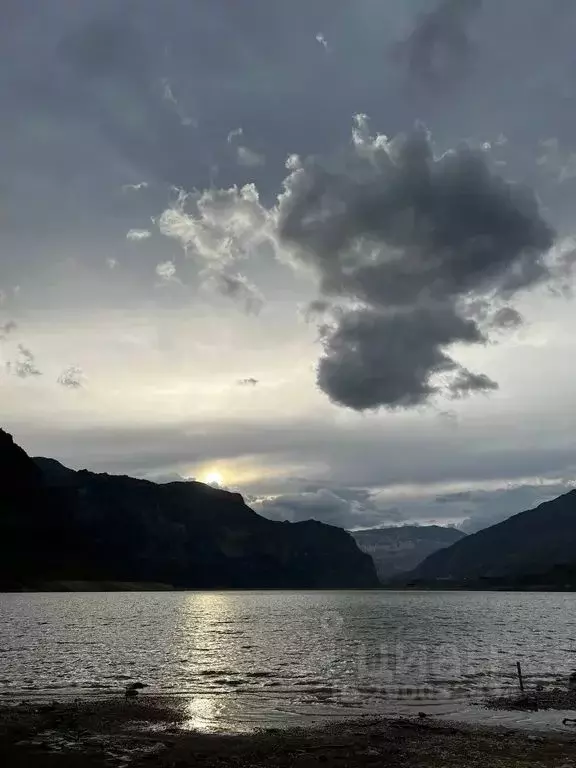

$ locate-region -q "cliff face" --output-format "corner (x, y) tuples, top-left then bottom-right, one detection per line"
(0, 431), (379, 589)
(0, 428), (43, 493)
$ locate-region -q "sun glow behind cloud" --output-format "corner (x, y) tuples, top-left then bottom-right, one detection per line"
(202, 470), (224, 487)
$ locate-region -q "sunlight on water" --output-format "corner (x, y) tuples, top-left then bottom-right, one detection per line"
(1, 591), (576, 731)
(184, 696), (221, 732)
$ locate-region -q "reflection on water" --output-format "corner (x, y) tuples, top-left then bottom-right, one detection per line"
(1, 590), (576, 731)
(185, 695), (221, 732)
(181, 593), (231, 732)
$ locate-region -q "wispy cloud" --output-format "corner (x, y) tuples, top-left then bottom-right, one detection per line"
(237, 377), (259, 387)
(6, 344), (42, 378)
(160, 77), (197, 128)
(126, 228), (152, 242)
(227, 127), (244, 144)
(163, 186), (271, 257)
(237, 146), (265, 167)
(121, 181), (149, 193)
(204, 270), (264, 315)
(57, 365), (86, 389)
(0, 321), (17, 340)
(315, 32), (329, 51)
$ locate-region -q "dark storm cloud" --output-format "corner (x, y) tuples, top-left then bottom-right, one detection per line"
(279, 126), (553, 306)
(316, 305), (491, 410)
(278, 123), (554, 410)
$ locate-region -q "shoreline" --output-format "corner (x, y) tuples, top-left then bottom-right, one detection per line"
(4, 583), (576, 593)
(2, 697), (576, 767)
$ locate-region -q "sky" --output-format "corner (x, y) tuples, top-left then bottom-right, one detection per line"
(3, 0), (576, 533)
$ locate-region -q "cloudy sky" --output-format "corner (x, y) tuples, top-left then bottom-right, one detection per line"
(3, 0), (576, 533)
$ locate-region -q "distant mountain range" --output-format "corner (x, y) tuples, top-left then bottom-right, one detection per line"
(0, 429), (379, 590)
(350, 525), (466, 581)
(406, 490), (576, 588)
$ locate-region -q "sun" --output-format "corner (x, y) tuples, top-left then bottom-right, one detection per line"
(204, 471), (224, 487)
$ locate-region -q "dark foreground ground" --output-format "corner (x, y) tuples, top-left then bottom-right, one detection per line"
(1, 697), (576, 768)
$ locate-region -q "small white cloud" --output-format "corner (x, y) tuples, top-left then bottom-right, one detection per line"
(156, 260), (177, 282)
(126, 228), (152, 242)
(315, 32), (329, 50)
(227, 127), (243, 144)
(122, 181), (148, 192)
(106, 258), (118, 270)
(237, 146), (265, 167)
(57, 365), (86, 389)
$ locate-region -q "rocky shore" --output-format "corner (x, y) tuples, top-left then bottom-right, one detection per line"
(484, 687), (576, 712)
(2, 697), (576, 768)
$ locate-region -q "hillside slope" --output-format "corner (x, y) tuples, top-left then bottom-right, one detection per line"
(409, 490), (576, 586)
(351, 525), (465, 581)
(0, 430), (379, 589)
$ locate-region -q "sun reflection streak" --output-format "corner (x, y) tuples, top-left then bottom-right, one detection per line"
(184, 695), (221, 732)
(178, 592), (237, 732)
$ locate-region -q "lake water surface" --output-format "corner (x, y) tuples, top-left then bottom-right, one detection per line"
(1, 591), (576, 731)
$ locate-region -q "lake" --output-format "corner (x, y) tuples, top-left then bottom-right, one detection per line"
(1, 591), (576, 731)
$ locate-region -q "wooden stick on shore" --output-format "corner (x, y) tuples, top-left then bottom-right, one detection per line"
(516, 661), (525, 693)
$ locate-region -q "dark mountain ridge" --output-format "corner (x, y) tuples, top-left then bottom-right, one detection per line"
(407, 489), (576, 587)
(0, 430), (379, 590)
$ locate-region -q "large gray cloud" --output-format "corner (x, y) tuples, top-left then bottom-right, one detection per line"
(244, 478), (576, 534)
(253, 487), (406, 529)
(3, 0), (576, 541)
(278, 121), (555, 410)
(316, 305), (493, 410)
